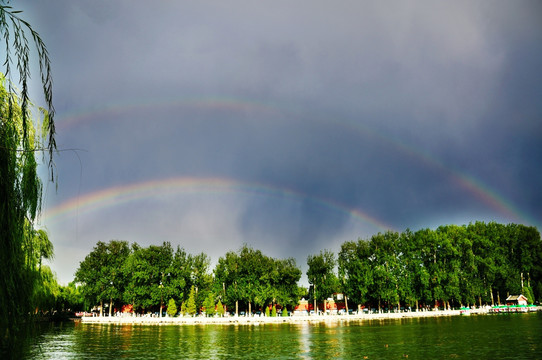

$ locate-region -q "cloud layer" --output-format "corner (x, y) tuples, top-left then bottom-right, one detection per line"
(16, 0), (541, 284)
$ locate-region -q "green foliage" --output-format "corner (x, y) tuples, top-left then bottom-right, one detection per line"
(0, 77), (36, 332)
(122, 242), (172, 311)
(67, 222), (541, 320)
(0, 5), (56, 167)
(338, 222), (542, 310)
(522, 286), (534, 305)
(166, 298), (177, 317)
(203, 292), (215, 317)
(0, 78), (53, 328)
(272, 305), (277, 317)
(307, 250), (338, 304)
(282, 307), (288, 317)
(214, 245), (302, 316)
(72, 241), (216, 315)
(0, 46), (55, 352)
(75, 240), (130, 313)
(216, 300), (224, 317)
(339, 240), (373, 306)
(32, 265), (60, 313)
(56, 282), (84, 312)
(185, 286), (197, 315)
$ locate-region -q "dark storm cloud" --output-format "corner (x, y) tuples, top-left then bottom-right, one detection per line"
(15, 1), (542, 284)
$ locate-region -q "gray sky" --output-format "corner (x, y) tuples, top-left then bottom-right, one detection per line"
(14, 0), (542, 285)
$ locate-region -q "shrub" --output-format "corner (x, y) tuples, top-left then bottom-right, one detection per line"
(166, 298), (177, 317)
(216, 300), (225, 317)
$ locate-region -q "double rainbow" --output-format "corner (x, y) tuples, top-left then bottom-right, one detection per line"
(45, 96), (537, 230)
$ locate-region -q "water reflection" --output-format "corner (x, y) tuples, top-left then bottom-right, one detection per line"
(19, 313), (542, 359)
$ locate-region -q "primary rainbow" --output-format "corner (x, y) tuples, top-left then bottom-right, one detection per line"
(43, 177), (396, 233)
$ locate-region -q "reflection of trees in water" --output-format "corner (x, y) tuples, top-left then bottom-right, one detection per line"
(11, 316), (542, 358)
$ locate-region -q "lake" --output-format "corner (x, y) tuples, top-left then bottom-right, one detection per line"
(16, 313), (542, 359)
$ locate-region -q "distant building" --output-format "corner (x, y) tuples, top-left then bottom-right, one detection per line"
(294, 298), (309, 315)
(505, 294), (528, 306)
(325, 297), (338, 314)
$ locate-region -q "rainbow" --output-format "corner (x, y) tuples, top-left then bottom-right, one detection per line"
(55, 96), (293, 131)
(52, 97), (537, 228)
(325, 118), (537, 227)
(42, 177), (396, 233)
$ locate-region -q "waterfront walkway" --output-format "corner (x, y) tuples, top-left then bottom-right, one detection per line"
(80, 307), (540, 326)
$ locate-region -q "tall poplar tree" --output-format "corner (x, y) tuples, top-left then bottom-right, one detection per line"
(307, 250), (338, 312)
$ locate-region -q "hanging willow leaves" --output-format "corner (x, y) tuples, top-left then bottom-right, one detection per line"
(0, 1), (56, 353)
(0, 2), (55, 173)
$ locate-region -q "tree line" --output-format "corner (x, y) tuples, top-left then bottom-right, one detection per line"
(74, 242), (303, 316)
(337, 222), (541, 311)
(73, 221), (541, 316)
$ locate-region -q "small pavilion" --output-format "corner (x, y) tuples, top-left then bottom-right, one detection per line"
(505, 294), (528, 306)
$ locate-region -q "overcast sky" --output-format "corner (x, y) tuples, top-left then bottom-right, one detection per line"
(15, 1), (542, 285)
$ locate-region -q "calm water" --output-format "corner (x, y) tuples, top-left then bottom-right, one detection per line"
(18, 313), (542, 359)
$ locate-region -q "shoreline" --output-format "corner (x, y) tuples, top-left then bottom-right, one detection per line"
(79, 307), (540, 326)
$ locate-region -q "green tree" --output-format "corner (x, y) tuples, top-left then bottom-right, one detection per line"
(0, 74), (54, 344)
(56, 281), (84, 312)
(469, 222), (498, 305)
(307, 250), (338, 313)
(32, 265), (60, 314)
(1, 3), (56, 348)
(75, 240), (131, 316)
(168, 247), (189, 305)
(166, 298), (177, 317)
(272, 304), (277, 317)
(237, 245), (265, 315)
(369, 232), (401, 312)
(18, 223), (59, 313)
(338, 239), (374, 311)
(122, 242), (173, 313)
(435, 225), (463, 310)
(273, 258), (302, 310)
(185, 286), (197, 315)
(22, 223), (54, 273)
(189, 253), (213, 312)
(396, 230), (420, 310)
(216, 300), (225, 317)
(213, 251), (239, 314)
(214, 245), (302, 316)
(282, 306), (288, 317)
(203, 292), (215, 317)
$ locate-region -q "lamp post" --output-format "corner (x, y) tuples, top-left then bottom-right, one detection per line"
(109, 281), (114, 317)
(159, 276), (164, 318)
(314, 284), (317, 316)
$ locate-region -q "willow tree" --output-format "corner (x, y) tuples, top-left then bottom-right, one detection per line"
(1, 1), (55, 346)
